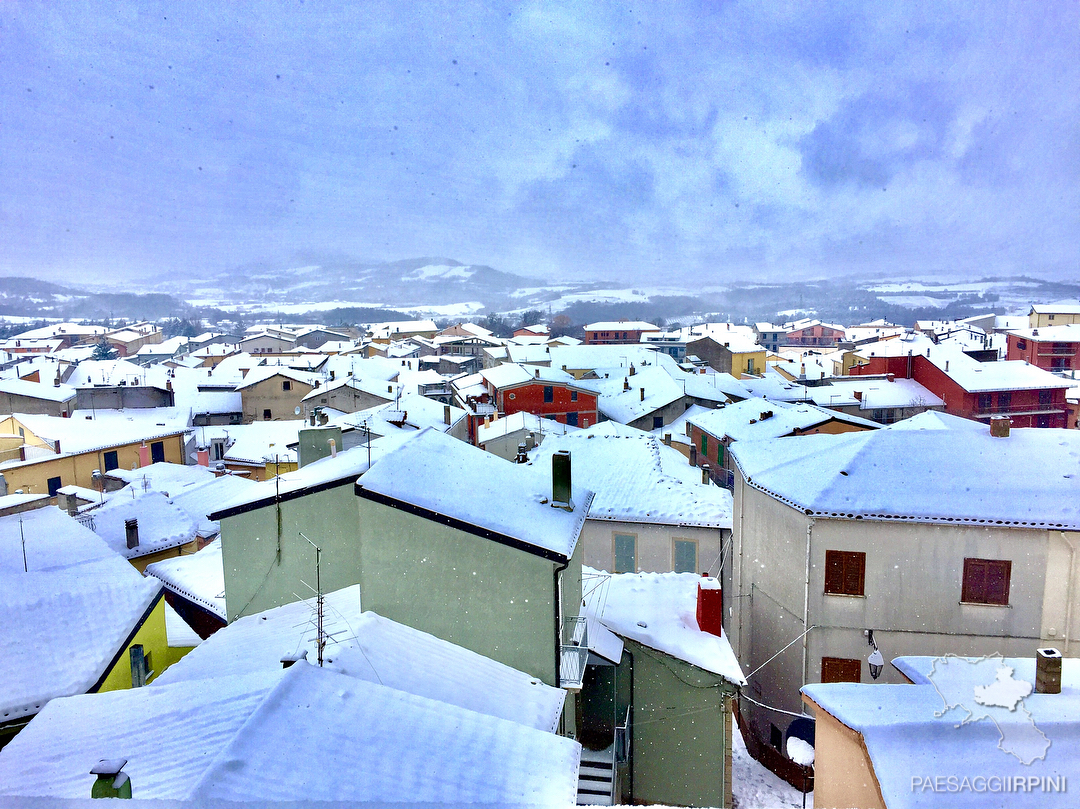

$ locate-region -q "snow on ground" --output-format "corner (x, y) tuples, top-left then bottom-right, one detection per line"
(732, 723), (812, 809)
(876, 294), (953, 309)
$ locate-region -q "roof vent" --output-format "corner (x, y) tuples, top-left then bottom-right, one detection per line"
(125, 519), (139, 549)
(90, 759), (131, 799)
(1036, 647), (1062, 694)
(990, 415), (1011, 438)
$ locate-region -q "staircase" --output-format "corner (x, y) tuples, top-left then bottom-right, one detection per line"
(576, 745), (615, 805)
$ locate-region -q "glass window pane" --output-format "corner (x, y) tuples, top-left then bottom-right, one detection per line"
(614, 534), (636, 573)
(674, 540), (697, 573)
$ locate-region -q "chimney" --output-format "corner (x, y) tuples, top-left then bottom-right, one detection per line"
(196, 449), (210, 467)
(525, 431), (536, 450)
(990, 415), (1011, 438)
(318, 411), (329, 426)
(640, 388), (645, 402)
(623, 377), (630, 392)
(125, 519), (139, 550)
(629, 364), (636, 376)
(327, 438), (337, 458)
(853, 391), (862, 401)
(551, 449), (572, 509)
(696, 577), (723, 637)
(945, 360), (950, 372)
(689, 445), (697, 466)
(388, 385), (393, 393)
(886, 373), (895, 382)
(663, 433), (671, 446)
(702, 463), (710, 484)
(516, 442), (529, 464)
(443, 405), (452, 425)
(534, 368), (540, 378)
(90, 759), (131, 799)
(330, 370), (335, 381)
(1036, 647), (1062, 694)
(55, 439), (61, 455)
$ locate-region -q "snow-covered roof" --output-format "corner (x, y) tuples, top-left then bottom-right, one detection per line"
(0, 507), (115, 573)
(731, 427), (1080, 529)
(678, 369), (753, 402)
(575, 365), (685, 424)
(649, 403), (712, 446)
(885, 410), (987, 431)
(357, 428), (593, 562)
(233, 365), (318, 391)
(476, 410), (579, 443)
(689, 397), (877, 443)
(529, 424), (732, 529)
(0, 377), (75, 402)
(585, 321), (660, 331)
(299, 375), (399, 402)
(156, 590), (566, 733)
(220, 419), (305, 465)
(210, 433), (418, 519)
(803, 654), (1080, 809)
(807, 377), (945, 410)
(145, 538), (226, 620)
(368, 319), (438, 339)
(0, 554), (162, 721)
(108, 461), (216, 493)
(740, 368), (813, 402)
(548, 343), (668, 372)
(927, 347), (1072, 393)
(332, 393), (465, 437)
(1, 410), (188, 459)
(88, 491), (198, 559)
(1031, 301), (1080, 315)
(169, 473), (256, 537)
(1007, 323), (1080, 342)
(583, 567), (745, 686)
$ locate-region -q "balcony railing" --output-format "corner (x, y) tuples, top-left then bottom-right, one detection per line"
(615, 705), (631, 764)
(560, 616), (588, 691)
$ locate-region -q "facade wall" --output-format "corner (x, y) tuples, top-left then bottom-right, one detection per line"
(0, 392), (74, 417)
(356, 497), (584, 688)
(1006, 332), (1079, 372)
(240, 377), (314, 423)
(730, 475), (1080, 749)
(628, 638), (735, 808)
(585, 328), (657, 345)
(803, 698), (884, 809)
(497, 382), (598, 426)
(581, 519), (724, 576)
(301, 385), (391, 417)
(0, 433), (186, 497)
(220, 484), (361, 620)
(76, 387), (174, 411)
(97, 595), (192, 692)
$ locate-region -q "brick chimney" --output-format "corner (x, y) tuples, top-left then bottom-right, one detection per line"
(1036, 647), (1062, 694)
(696, 577), (723, 637)
(990, 415), (1011, 438)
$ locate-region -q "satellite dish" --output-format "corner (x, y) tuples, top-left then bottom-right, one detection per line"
(294, 406), (301, 416)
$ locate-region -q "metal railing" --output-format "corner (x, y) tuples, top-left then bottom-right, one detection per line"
(560, 616), (588, 691)
(615, 705), (631, 764)
(75, 513), (96, 532)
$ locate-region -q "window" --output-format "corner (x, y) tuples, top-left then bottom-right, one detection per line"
(977, 393), (992, 411)
(150, 441), (165, 464)
(543, 386), (553, 403)
(821, 657), (861, 683)
(614, 533), (636, 573)
(1016, 339), (1027, 350)
(282, 380), (292, 391)
(1039, 390), (1052, 406)
(47, 476), (62, 496)
(103, 450), (119, 472)
(962, 558), (1011, 605)
(673, 539), (697, 574)
(263, 409), (272, 420)
(997, 392), (1011, 410)
(653, 415), (663, 429)
(566, 412), (578, 426)
(508, 392), (516, 400)
(824, 550), (865, 596)
(701, 434), (708, 455)
(571, 390), (578, 402)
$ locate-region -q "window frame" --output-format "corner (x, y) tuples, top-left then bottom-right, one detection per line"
(103, 450), (119, 472)
(543, 385), (554, 403)
(613, 532), (637, 574)
(961, 558), (1012, 606)
(282, 380), (292, 391)
(673, 538), (698, 574)
(824, 550), (866, 596)
(150, 441), (165, 464)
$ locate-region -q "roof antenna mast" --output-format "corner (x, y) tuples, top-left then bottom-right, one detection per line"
(299, 532), (325, 666)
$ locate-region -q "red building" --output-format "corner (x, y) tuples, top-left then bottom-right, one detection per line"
(584, 320), (660, 345)
(782, 319), (844, 348)
(1006, 326), (1080, 373)
(850, 348), (1073, 428)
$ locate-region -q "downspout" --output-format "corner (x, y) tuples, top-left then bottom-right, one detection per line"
(1060, 531), (1078, 654)
(553, 557), (569, 696)
(801, 516), (815, 690)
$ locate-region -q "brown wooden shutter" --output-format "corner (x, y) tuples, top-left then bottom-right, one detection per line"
(821, 657), (861, 683)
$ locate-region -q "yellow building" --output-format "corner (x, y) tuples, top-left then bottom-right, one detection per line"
(0, 414), (186, 498)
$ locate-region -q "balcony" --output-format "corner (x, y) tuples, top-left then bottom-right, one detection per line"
(559, 616), (588, 691)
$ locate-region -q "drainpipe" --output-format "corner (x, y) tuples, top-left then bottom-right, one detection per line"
(1059, 531), (1077, 654)
(801, 517), (815, 690)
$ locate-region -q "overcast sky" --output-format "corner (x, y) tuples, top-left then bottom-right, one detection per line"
(2, 1), (1077, 285)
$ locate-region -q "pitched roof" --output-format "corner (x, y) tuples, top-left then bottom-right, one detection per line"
(356, 428), (592, 562)
(529, 424), (732, 528)
(583, 567), (745, 685)
(689, 397), (877, 442)
(0, 662), (581, 803)
(88, 491), (198, 560)
(145, 538), (226, 620)
(731, 427), (1080, 529)
(0, 555), (162, 721)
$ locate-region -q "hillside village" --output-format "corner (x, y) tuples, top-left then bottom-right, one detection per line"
(0, 302), (1078, 808)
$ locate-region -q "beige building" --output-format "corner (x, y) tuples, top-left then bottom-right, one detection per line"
(237, 369), (316, 423)
(1029, 302), (1080, 328)
(726, 424), (1080, 762)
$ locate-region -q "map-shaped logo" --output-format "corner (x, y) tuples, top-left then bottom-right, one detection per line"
(928, 654), (1050, 765)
